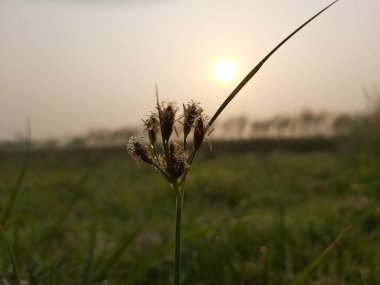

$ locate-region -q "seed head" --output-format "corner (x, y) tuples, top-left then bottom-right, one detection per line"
(169, 141), (181, 157)
(160, 102), (177, 141)
(169, 141), (189, 180)
(128, 97), (210, 186)
(194, 115), (207, 151)
(172, 155), (189, 180)
(183, 101), (202, 139)
(148, 129), (157, 146)
(127, 137), (154, 165)
(143, 114), (159, 145)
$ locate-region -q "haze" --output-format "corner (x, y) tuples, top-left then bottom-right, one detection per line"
(1, 0), (379, 140)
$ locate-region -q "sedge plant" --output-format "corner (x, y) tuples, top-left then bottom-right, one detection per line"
(127, 1), (339, 284)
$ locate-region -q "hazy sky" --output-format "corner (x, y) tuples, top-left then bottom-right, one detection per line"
(1, 0), (379, 140)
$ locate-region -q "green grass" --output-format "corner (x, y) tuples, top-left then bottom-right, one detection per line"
(0, 146), (379, 284)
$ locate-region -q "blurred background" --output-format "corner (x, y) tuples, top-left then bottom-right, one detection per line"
(1, 1), (380, 284)
(1, 0), (379, 142)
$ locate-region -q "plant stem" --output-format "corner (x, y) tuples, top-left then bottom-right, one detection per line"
(3, 234), (21, 283)
(174, 188), (183, 285)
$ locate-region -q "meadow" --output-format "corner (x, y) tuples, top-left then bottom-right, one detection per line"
(0, 141), (379, 284)
(2, 1), (379, 284)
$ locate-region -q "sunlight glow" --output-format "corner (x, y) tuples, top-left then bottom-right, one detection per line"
(213, 59), (238, 83)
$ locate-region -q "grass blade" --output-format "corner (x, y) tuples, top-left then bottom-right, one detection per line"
(82, 225), (97, 285)
(289, 205), (379, 284)
(208, 0), (339, 127)
(2, 120), (31, 225)
(2, 234), (21, 283)
(42, 172), (89, 248)
(94, 231), (137, 281)
(289, 224), (352, 285)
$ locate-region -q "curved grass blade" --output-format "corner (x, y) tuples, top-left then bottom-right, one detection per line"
(42, 171), (89, 248)
(0, 120), (30, 285)
(208, 0), (339, 127)
(2, 234), (21, 283)
(94, 231), (137, 281)
(289, 223), (352, 285)
(82, 224), (97, 285)
(2, 120), (31, 225)
(290, 205), (379, 285)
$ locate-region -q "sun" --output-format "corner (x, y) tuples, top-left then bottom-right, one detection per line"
(213, 59), (238, 83)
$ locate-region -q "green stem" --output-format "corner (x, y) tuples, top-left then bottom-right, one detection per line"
(3, 234), (21, 283)
(174, 188), (183, 285)
(151, 161), (171, 182)
(187, 148), (197, 165)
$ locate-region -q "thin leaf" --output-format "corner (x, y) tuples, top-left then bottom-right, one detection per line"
(42, 172), (89, 246)
(94, 231), (137, 281)
(290, 205), (378, 284)
(2, 120), (31, 225)
(289, 224), (352, 285)
(82, 225), (97, 285)
(3, 234), (21, 283)
(208, 0), (339, 127)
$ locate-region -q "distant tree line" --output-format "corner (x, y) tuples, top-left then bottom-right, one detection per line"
(1, 89), (379, 152)
(0, 127), (138, 150)
(211, 110), (364, 139)
(66, 127), (139, 148)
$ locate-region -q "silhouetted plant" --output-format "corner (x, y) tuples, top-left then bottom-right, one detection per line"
(127, 2), (339, 284)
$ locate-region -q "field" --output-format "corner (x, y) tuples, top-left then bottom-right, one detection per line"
(0, 143), (379, 284)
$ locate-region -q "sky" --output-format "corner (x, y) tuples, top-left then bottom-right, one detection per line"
(1, 0), (379, 140)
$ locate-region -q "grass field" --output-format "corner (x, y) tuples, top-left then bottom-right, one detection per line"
(0, 144), (379, 284)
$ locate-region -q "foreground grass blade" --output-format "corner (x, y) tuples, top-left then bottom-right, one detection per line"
(0, 121), (30, 282)
(82, 225), (97, 285)
(290, 205), (379, 285)
(289, 224), (352, 285)
(94, 231), (137, 281)
(2, 234), (21, 283)
(42, 172), (89, 248)
(208, 0), (339, 127)
(2, 121), (31, 225)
